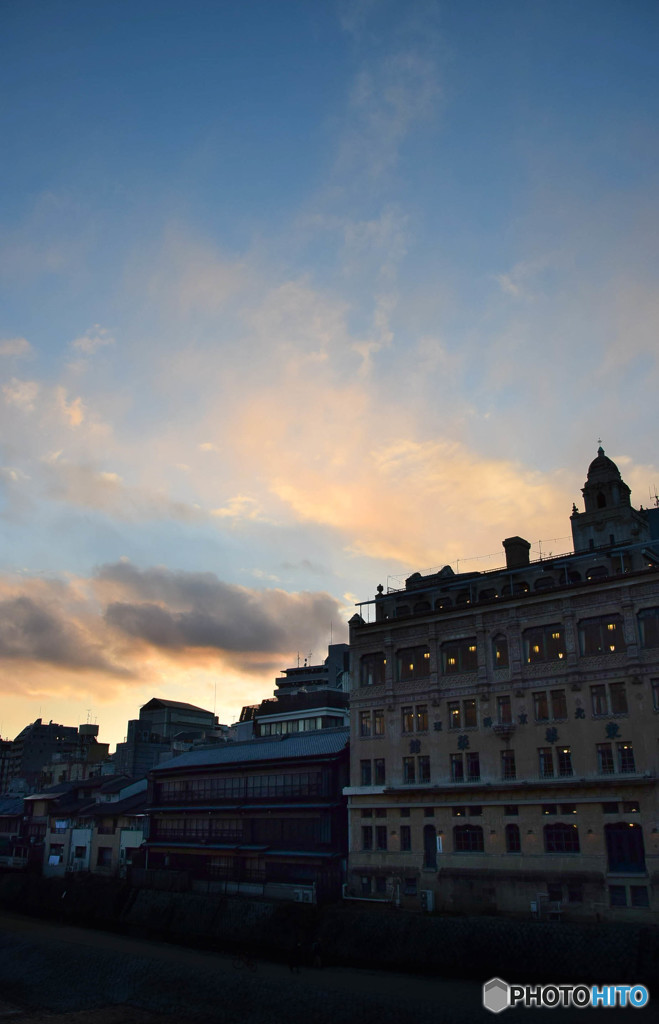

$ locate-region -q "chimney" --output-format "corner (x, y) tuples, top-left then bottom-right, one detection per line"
(502, 536), (531, 569)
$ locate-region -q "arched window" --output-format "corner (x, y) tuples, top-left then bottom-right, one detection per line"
(413, 600), (431, 614)
(453, 825), (484, 852)
(544, 823), (580, 853)
(534, 576), (556, 591)
(586, 566), (608, 581)
(597, 492), (607, 508)
(505, 824), (521, 853)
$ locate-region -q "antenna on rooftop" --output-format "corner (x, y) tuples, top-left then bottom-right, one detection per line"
(650, 485), (659, 509)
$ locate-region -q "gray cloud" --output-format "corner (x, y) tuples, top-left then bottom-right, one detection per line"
(0, 594), (121, 673)
(98, 562), (346, 662)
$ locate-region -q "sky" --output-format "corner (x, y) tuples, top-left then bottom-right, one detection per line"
(1, 0), (658, 749)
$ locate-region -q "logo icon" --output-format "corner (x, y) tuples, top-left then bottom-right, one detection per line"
(483, 978), (510, 1014)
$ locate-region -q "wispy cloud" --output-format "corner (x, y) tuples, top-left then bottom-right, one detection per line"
(70, 325), (115, 355)
(0, 337), (32, 357)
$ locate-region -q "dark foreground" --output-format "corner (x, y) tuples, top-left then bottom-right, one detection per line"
(0, 911), (651, 1024)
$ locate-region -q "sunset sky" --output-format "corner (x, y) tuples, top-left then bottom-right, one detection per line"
(1, 1), (658, 749)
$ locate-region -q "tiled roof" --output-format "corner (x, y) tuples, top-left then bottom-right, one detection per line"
(152, 727), (350, 773)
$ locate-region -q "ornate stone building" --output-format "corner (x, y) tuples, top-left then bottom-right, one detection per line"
(346, 449), (659, 920)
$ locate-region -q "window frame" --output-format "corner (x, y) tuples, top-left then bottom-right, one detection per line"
(442, 637), (478, 674)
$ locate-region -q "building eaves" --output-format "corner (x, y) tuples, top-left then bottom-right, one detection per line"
(151, 726), (350, 773)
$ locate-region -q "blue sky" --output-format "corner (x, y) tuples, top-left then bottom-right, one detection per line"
(1, 0), (658, 746)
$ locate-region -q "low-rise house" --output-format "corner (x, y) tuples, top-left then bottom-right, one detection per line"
(0, 796), (26, 869)
(34, 776), (146, 878)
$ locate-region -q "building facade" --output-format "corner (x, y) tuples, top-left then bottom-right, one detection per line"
(144, 728), (349, 903)
(236, 643), (350, 741)
(114, 698), (222, 776)
(346, 450), (659, 920)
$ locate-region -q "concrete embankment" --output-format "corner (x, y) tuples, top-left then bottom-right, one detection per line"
(0, 871), (657, 989)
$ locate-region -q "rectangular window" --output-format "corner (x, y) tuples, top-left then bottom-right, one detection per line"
(360, 652), (386, 687)
(560, 803), (577, 815)
(591, 684), (608, 716)
(609, 683), (628, 715)
(450, 753), (464, 782)
(617, 743), (635, 773)
(449, 699), (477, 728)
(466, 752), (480, 782)
(567, 884), (583, 903)
(360, 760), (372, 786)
(423, 807), (435, 817)
(652, 679), (659, 712)
(375, 808), (386, 818)
(497, 695), (512, 725)
(597, 743), (615, 774)
(544, 824), (580, 853)
(442, 638), (478, 674)
(396, 646), (430, 682)
(361, 826), (373, 850)
(550, 689), (567, 720)
(400, 825), (411, 851)
(557, 746), (573, 778)
(504, 805), (518, 816)
(534, 692), (549, 722)
(524, 625), (565, 663)
(402, 757), (415, 784)
(374, 758), (386, 785)
(622, 801), (640, 814)
(579, 615), (626, 656)
(96, 846), (112, 867)
(376, 825), (388, 851)
(373, 709), (385, 735)
(501, 749), (516, 780)
(538, 747), (554, 778)
(609, 885), (627, 907)
(452, 806), (466, 817)
(399, 807), (410, 817)
(417, 756), (430, 783)
(416, 705), (428, 732)
(602, 802), (619, 814)
(359, 711), (372, 737)
(448, 701), (461, 729)
(630, 886), (649, 908)
(401, 706), (414, 733)
(463, 699), (477, 728)
(638, 607), (659, 648)
(493, 635), (509, 667)
(361, 808), (373, 818)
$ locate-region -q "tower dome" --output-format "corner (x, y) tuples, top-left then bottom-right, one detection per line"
(582, 446), (630, 512)
(571, 445), (648, 553)
(586, 446), (623, 484)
